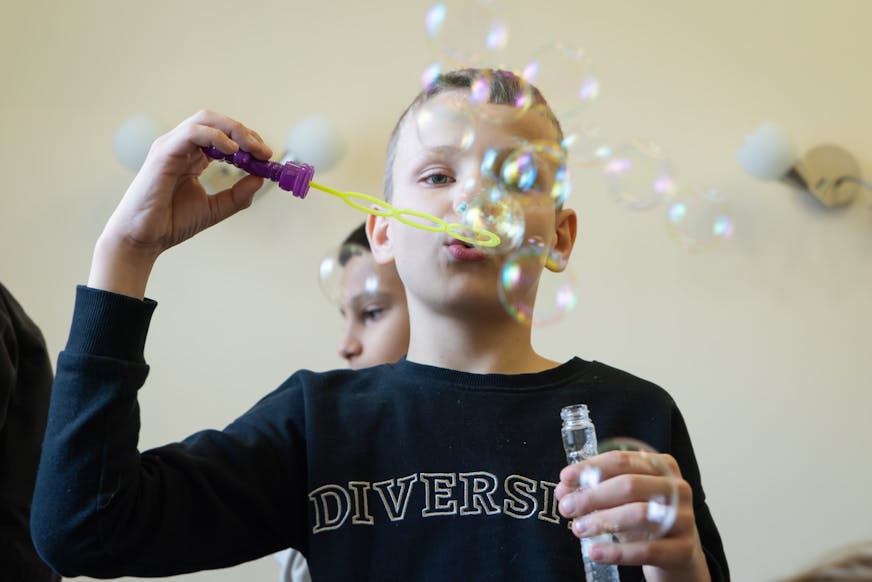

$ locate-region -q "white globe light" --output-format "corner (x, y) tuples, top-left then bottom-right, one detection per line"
(112, 114), (164, 170)
(285, 115), (347, 173)
(737, 122), (798, 180)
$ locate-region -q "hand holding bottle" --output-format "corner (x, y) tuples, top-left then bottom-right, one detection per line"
(555, 449), (711, 582)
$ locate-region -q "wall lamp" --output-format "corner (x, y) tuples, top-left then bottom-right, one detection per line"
(737, 122), (871, 208)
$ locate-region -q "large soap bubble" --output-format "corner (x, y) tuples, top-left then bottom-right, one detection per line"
(498, 240), (577, 326)
(425, 0), (508, 68)
(604, 140), (676, 210)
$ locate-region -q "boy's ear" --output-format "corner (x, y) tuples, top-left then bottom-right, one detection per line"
(546, 208), (578, 273)
(366, 213), (395, 265)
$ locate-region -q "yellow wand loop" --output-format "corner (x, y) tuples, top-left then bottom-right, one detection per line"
(308, 181), (501, 248)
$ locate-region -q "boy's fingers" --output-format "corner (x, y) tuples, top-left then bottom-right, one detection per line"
(206, 175), (263, 225)
(186, 109), (272, 159)
(148, 124), (236, 163)
(560, 451), (680, 489)
(587, 536), (698, 569)
(559, 474), (678, 518)
(569, 502), (661, 538)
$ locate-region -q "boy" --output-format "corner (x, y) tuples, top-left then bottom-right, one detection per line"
(32, 69), (728, 580)
(331, 223), (410, 369)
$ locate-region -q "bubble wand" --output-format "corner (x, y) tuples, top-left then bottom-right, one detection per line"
(201, 147), (501, 247)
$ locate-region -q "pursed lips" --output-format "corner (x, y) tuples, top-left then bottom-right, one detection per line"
(444, 239), (486, 261)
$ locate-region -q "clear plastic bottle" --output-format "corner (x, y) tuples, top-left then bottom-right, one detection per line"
(560, 404), (621, 582)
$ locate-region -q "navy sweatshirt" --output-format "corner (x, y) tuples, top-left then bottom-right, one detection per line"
(32, 286), (728, 580)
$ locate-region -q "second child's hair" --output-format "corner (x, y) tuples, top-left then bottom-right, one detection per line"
(382, 68), (564, 201)
(338, 222), (370, 266)
(780, 541), (872, 581)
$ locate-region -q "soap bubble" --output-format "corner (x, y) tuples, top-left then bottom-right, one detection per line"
(521, 42), (600, 121)
(504, 141), (571, 203)
(481, 141), (571, 204)
(466, 69), (537, 124)
(596, 437), (679, 541)
(498, 240), (577, 325)
(415, 90), (476, 151)
(666, 188), (735, 250)
(425, 0), (508, 68)
(318, 243), (381, 305)
(420, 62), (443, 90)
(604, 140), (676, 210)
(501, 148), (539, 193)
(561, 123), (613, 170)
(453, 177), (525, 253)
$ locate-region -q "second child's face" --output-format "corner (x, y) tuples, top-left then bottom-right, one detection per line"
(379, 90), (575, 317)
(337, 254), (410, 369)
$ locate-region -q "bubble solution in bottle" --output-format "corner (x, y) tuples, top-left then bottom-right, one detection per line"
(560, 404), (620, 582)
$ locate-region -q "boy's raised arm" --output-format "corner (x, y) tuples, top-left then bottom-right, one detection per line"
(88, 109), (271, 299)
(30, 112), (301, 577)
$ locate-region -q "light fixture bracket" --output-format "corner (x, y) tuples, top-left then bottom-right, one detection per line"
(792, 144), (860, 207)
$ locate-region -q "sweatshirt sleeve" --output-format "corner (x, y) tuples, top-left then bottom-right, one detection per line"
(31, 286), (306, 578)
(670, 404), (730, 582)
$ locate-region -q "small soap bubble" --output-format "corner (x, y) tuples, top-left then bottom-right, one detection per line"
(455, 178), (525, 252)
(420, 62), (443, 90)
(521, 42), (600, 121)
(666, 188), (735, 250)
(604, 140), (676, 210)
(597, 437), (679, 540)
(318, 243), (381, 306)
(499, 242), (578, 326)
(502, 141), (571, 204)
(501, 148), (538, 192)
(466, 69), (536, 124)
(561, 123), (613, 170)
(415, 91), (476, 151)
(424, 0), (508, 67)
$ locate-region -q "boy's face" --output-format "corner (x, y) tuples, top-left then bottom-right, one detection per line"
(371, 90), (577, 317)
(337, 254), (410, 369)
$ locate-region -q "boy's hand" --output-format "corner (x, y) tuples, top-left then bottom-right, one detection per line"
(89, 110), (272, 298)
(555, 450), (711, 582)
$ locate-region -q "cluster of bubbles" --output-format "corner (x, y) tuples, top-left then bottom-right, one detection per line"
(419, 0), (735, 325)
(604, 141), (735, 250)
(413, 80), (580, 325)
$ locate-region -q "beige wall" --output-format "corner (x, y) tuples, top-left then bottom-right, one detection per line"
(2, 1), (870, 580)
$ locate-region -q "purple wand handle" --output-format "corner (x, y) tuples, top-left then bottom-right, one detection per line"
(202, 147), (315, 199)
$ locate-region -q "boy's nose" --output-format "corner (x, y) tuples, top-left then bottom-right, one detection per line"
(337, 331), (362, 363)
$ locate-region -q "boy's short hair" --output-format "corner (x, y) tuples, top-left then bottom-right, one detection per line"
(338, 222), (370, 266)
(383, 68), (564, 201)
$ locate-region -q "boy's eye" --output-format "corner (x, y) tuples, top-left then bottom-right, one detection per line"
(422, 173), (455, 186)
(362, 307), (385, 322)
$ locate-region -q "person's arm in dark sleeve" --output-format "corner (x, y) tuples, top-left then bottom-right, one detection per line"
(31, 286), (304, 578)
